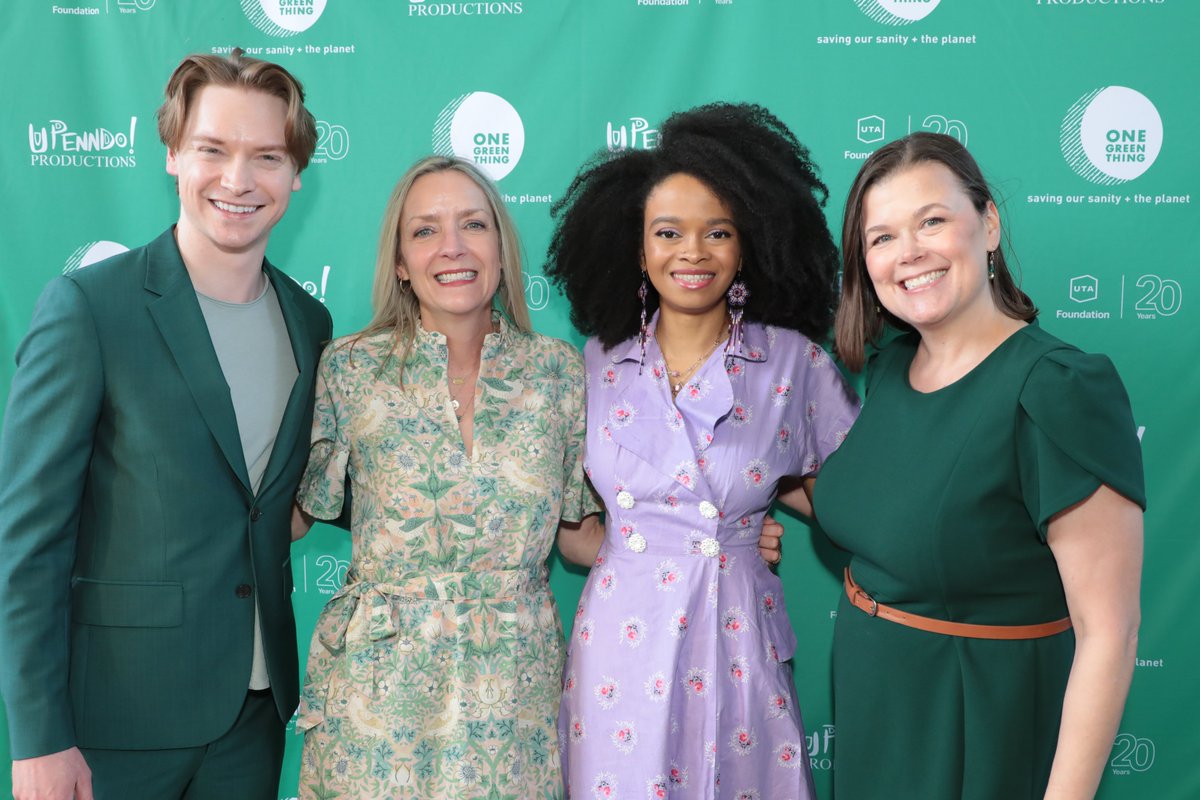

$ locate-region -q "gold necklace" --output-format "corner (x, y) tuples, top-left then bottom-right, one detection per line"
(448, 369), (477, 419)
(663, 323), (728, 396)
(449, 376), (475, 418)
(450, 387), (474, 420)
(446, 319), (495, 419)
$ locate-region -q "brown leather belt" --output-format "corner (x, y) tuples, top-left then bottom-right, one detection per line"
(843, 568), (1072, 640)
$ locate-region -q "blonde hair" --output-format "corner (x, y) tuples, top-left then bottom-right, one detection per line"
(352, 156), (531, 380)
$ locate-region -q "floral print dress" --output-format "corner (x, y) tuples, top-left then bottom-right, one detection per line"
(297, 316), (592, 799)
(559, 319), (859, 800)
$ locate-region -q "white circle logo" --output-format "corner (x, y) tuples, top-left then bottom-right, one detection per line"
(241, 0), (327, 37)
(1061, 86), (1162, 185)
(63, 241), (129, 274)
(854, 0), (941, 25)
(433, 92), (525, 181)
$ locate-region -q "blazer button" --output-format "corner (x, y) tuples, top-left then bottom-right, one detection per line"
(249, 507), (262, 521)
(235, 583), (253, 599)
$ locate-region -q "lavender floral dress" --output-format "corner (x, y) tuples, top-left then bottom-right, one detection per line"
(559, 318), (859, 800)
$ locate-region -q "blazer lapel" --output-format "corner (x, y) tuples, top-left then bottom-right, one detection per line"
(256, 263), (318, 497)
(144, 230), (252, 494)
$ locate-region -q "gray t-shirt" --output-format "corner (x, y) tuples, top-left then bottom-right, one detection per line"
(198, 276), (298, 690)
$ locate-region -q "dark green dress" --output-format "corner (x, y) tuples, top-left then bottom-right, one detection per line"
(813, 325), (1145, 800)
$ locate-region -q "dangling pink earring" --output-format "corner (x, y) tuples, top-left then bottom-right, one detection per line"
(726, 267), (749, 353)
(637, 272), (649, 373)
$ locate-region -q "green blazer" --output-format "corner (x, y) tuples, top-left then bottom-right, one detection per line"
(0, 228), (331, 758)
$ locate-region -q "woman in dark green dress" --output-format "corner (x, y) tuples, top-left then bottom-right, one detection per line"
(814, 133), (1145, 799)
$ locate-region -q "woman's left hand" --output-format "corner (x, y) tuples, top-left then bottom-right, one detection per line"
(759, 515), (784, 565)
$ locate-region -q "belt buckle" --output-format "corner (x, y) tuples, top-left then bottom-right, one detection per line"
(856, 588), (878, 617)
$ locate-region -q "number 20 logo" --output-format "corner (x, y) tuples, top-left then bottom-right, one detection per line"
(315, 121), (350, 162)
(1110, 733), (1155, 772)
(1134, 274), (1182, 316)
(313, 554), (349, 594)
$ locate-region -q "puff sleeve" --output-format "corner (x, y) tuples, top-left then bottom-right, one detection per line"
(1016, 348), (1146, 541)
(558, 344), (602, 523)
(795, 340), (861, 476)
(298, 343), (352, 520)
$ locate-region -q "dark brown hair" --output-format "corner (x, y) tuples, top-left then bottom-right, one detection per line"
(835, 132), (1037, 372)
(156, 48), (318, 171)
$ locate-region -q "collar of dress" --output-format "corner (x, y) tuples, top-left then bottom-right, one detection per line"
(607, 309), (770, 366)
(412, 309), (512, 364)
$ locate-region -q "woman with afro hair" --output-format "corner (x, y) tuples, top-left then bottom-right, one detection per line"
(546, 102), (859, 799)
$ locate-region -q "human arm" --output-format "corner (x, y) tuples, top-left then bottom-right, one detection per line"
(556, 513), (604, 566)
(0, 278), (103, 761)
(12, 747), (93, 800)
(1043, 484), (1142, 800)
(774, 476), (816, 519)
(1013, 349), (1146, 799)
(298, 302), (352, 533)
(295, 345), (352, 524)
(291, 502), (314, 541)
(329, 478), (354, 531)
(761, 476), (815, 566)
(553, 342), (603, 567)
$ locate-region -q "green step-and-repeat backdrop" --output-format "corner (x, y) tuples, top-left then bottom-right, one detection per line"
(1, 2), (1196, 797)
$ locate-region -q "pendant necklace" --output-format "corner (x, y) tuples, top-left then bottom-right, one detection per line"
(449, 379), (473, 420)
(664, 322), (728, 397)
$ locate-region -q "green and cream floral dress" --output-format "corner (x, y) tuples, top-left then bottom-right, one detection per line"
(296, 315), (591, 800)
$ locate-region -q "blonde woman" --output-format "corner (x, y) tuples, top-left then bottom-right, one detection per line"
(292, 156), (601, 798)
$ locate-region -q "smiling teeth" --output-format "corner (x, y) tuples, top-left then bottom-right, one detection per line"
(675, 273), (715, 285)
(436, 271), (477, 283)
(213, 200), (257, 214)
(903, 270), (947, 290)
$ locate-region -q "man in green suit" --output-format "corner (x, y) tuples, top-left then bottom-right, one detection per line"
(0, 50), (330, 799)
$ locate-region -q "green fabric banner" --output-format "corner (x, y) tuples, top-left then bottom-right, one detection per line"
(1, 2), (1194, 797)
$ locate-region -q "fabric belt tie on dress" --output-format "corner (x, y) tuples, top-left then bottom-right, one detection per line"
(843, 568), (1072, 640)
(319, 566), (547, 653)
